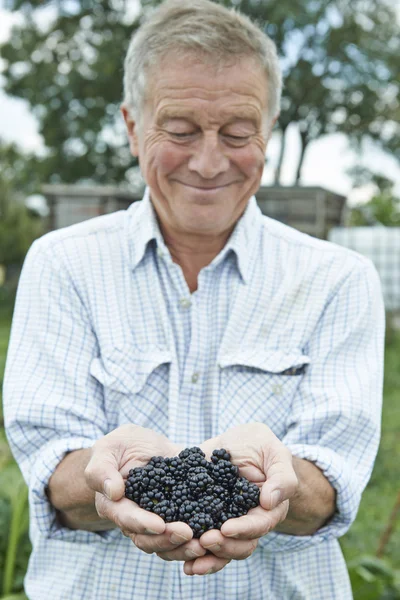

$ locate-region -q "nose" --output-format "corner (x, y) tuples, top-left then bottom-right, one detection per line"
(188, 132), (230, 179)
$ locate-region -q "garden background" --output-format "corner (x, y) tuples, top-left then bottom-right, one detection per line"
(0, 0), (400, 598)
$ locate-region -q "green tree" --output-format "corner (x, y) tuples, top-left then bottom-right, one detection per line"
(0, 191), (44, 272)
(348, 170), (400, 226)
(0, 140), (42, 198)
(0, 142), (45, 279)
(349, 191), (400, 227)
(0, 0), (399, 185)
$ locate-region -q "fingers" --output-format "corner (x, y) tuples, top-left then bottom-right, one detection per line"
(220, 501), (289, 540)
(261, 450), (299, 510)
(156, 529), (258, 564)
(199, 529), (258, 560)
(129, 522), (194, 555)
(156, 538), (207, 561)
(183, 555), (231, 576)
(95, 493), (166, 535)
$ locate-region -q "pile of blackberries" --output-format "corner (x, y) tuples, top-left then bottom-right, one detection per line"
(125, 447), (260, 538)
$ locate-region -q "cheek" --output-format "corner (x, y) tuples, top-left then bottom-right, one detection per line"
(144, 138), (188, 176)
(158, 144), (188, 173)
(233, 145), (266, 178)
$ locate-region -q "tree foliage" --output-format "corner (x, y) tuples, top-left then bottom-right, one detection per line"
(0, 194), (44, 269)
(347, 170), (400, 226)
(0, 0), (399, 187)
(0, 142), (45, 270)
(349, 190), (400, 227)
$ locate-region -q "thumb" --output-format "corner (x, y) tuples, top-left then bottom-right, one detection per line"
(260, 457), (298, 510)
(84, 449), (125, 502)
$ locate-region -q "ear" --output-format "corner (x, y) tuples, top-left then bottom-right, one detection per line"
(267, 113), (279, 139)
(121, 104), (140, 157)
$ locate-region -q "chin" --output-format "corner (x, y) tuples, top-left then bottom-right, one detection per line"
(180, 212), (232, 235)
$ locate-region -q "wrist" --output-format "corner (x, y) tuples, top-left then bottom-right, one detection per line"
(47, 448), (94, 512)
(275, 456), (336, 536)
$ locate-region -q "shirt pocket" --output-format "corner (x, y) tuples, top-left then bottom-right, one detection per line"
(218, 347), (310, 439)
(90, 344), (171, 433)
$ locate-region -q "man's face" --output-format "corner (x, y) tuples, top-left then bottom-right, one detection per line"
(122, 55), (275, 237)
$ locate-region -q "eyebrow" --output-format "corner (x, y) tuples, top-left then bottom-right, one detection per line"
(157, 109), (197, 124)
(157, 108), (260, 128)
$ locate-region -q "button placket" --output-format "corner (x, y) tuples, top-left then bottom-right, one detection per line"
(191, 372), (200, 384)
(179, 297), (192, 309)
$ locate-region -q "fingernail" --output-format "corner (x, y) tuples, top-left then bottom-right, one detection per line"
(205, 568), (214, 575)
(144, 528), (159, 535)
(204, 543), (221, 552)
(103, 479), (112, 500)
(170, 532), (189, 544)
(271, 490), (281, 506)
(185, 549), (201, 559)
(224, 532), (239, 538)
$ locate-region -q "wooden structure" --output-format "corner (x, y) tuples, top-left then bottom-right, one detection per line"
(42, 184), (346, 240)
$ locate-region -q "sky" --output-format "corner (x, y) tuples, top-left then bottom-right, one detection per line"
(1, 2), (400, 213)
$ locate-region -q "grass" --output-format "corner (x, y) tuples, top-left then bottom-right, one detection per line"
(340, 327), (400, 567)
(0, 311), (12, 420)
(0, 304), (399, 578)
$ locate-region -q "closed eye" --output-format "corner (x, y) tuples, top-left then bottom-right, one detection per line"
(167, 132), (195, 138)
(224, 134), (250, 140)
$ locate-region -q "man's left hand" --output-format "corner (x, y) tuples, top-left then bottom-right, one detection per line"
(157, 422), (298, 575)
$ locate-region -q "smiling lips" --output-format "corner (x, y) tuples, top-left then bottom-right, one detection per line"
(175, 181), (236, 191)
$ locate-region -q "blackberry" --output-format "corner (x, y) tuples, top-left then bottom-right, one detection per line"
(210, 459), (239, 489)
(139, 490), (165, 511)
(153, 499), (178, 522)
(170, 482), (191, 506)
(125, 467), (145, 502)
(178, 500), (200, 521)
(187, 467), (214, 496)
(188, 512), (215, 538)
(232, 477), (260, 510)
(179, 447), (205, 461)
(124, 447), (260, 539)
(197, 495), (226, 519)
(161, 476), (176, 497)
(211, 448), (231, 463)
(164, 456), (186, 481)
(210, 485), (230, 504)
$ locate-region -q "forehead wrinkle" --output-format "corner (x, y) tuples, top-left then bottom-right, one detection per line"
(156, 102), (263, 128)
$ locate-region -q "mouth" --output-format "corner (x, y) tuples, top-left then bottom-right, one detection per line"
(174, 182), (235, 191)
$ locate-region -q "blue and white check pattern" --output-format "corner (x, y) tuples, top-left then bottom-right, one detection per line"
(4, 189), (385, 600)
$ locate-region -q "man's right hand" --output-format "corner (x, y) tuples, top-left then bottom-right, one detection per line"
(84, 424), (208, 560)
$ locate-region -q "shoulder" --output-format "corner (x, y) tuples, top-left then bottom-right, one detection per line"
(256, 216), (383, 309)
(22, 210), (134, 291)
(26, 206), (138, 274)
(261, 215), (376, 276)
(33, 210), (127, 255)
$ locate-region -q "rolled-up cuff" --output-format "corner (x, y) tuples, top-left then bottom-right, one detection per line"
(29, 436), (121, 545)
(258, 443), (359, 553)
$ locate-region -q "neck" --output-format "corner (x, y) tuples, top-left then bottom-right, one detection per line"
(159, 224), (233, 293)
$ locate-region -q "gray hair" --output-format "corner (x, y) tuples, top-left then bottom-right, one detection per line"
(122, 0), (282, 129)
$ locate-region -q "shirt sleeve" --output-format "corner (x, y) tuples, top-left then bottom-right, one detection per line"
(3, 237), (118, 544)
(258, 258), (385, 553)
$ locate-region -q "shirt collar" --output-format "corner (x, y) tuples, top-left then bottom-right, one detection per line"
(127, 187), (264, 283)
(126, 187), (163, 270)
(206, 195), (263, 284)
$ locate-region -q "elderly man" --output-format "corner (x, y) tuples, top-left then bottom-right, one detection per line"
(4, 1), (384, 599)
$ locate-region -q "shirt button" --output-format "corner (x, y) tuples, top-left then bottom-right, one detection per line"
(272, 384), (282, 396)
(157, 248), (164, 258)
(191, 372), (200, 383)
(179, 298), (192, 309)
